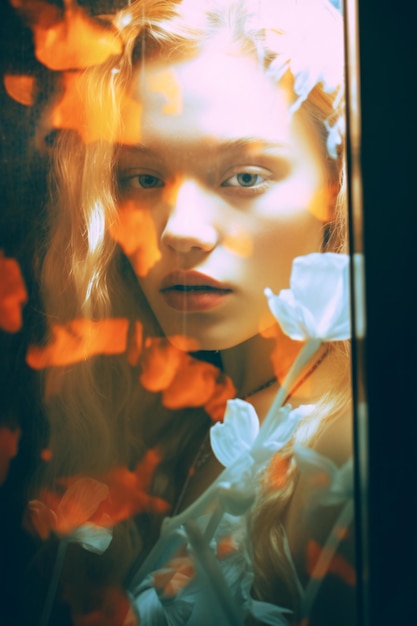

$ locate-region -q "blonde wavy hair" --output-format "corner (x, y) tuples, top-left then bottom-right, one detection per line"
(38, 0), (349, 616)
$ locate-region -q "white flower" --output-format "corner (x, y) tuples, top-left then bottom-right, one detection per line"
(66, 521), (113, 554)
(210, 399), (259, 468)
(210, 400), (312, 516)
(211, 399), (314, 470)
(265, 253), (351, 341)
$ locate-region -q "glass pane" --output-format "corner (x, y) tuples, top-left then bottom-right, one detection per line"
(0, 2), (358, 625)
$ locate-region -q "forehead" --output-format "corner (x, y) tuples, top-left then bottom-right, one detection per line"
(130, 49), (296, 146)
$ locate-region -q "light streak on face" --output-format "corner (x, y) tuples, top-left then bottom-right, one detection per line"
(115, 49), (333, 351)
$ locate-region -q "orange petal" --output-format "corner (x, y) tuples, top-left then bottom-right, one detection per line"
(0, 252), (28, 333)
(203, 374), (236, 422)
(148, 67), (182, 116)
(0, 427), (21, 485)
(56, 477), (110, 534)
(217, 535), (238, 560)
(3, 74), (37, 106)
(162, 356), (217, 409)
(26, 318), (129, 369)
(306, 539), (356, 586)
(109, 203), (161, 277)
(33, 3), (122, 71)
(27, 499), (57, 539)
(50, 71), (142, 144)
(126, 321), (143, 366)
(264, 453), (290, 491)
(139, 338), (184, 392)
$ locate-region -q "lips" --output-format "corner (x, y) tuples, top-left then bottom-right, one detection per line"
(160, 271), (233, 311)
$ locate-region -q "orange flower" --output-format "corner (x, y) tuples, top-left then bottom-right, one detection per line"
(12, 0), (122, 71)
(306, 539), (356, 586)
(109, 202), (161, 278)
(27, 450), (169, 545)
(28, 477), (113, 553)
(50, 70), (142, 144)
(26, 318), (129, 369)
(139, 337), (235, 419)
(71, 585), (138, 626)
(0, 251), (27, 333)
(97, 450), (170, 524)
(264, 452), (290, 491)
(0, 426), (21, 485)
(3, 74), (37, 106)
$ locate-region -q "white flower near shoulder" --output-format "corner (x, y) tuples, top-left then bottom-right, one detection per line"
(210, 400), (315, 516)
(210, 399), (314, 469)
(210, 399), (259, 467)
(264, 253), (351, 341)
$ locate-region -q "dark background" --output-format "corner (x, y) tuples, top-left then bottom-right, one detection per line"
(357, 2), (417, 625)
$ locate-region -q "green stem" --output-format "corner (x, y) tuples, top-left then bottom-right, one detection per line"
(39, 539), (68, 626)
(259, 338), (321, 433)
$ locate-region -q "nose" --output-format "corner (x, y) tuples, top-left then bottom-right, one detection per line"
(161, 178), (218, 254)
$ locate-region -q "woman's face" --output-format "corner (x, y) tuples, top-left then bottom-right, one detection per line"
(115, 48), (332, 351)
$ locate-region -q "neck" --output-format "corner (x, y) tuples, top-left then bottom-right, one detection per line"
(220, 324), (302, 399)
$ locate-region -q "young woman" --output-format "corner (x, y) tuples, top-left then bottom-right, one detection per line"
(29, 0), (355, 624)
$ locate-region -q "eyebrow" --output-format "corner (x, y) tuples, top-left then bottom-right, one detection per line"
(219, 137), (291, 154)
(116, 137), (290, 158)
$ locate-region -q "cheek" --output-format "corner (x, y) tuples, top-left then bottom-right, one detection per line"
(248, 213), (324, 284)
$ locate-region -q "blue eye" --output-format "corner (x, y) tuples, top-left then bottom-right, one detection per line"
(236, 173), (261, 187)
(137, 174), (164, 188)
(222, 172), (265, 188)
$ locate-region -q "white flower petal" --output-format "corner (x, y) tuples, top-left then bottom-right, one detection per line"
(264, 289), (308, 340)
(266, 253), (351, 342)
(66, 522), (113, 554)
(253, 404), (314, 464)
(210, 399), (259, 467)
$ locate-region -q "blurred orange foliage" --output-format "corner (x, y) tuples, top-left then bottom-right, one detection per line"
(140, 337), (235, 420)
(94, 449), (170, 524)
(148, 67), (182, 116)
(50, 70), (142, 144)
(126, 321), (143, 366)
(26, 318), (129, 369)
(0, 251), (27, 333)
(0, 426), (21, 485)
(27, 450), (169, 540)
(152, 549), (195, 598)
(71, 585), (138, 626)
(264, 452), (290, 491)
(3, 74), (37, 106)
(109, 202), (161, 277)
(11, 0), (122, 71)
(216, 534), (238, 560)
(28, 477), (110, 539)
(306, 539), (356, 586)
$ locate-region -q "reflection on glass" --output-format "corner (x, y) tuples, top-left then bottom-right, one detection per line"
(1, 1), (356, 625)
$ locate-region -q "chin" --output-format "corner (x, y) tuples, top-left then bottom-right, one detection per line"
(161, 325), (257, 353)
